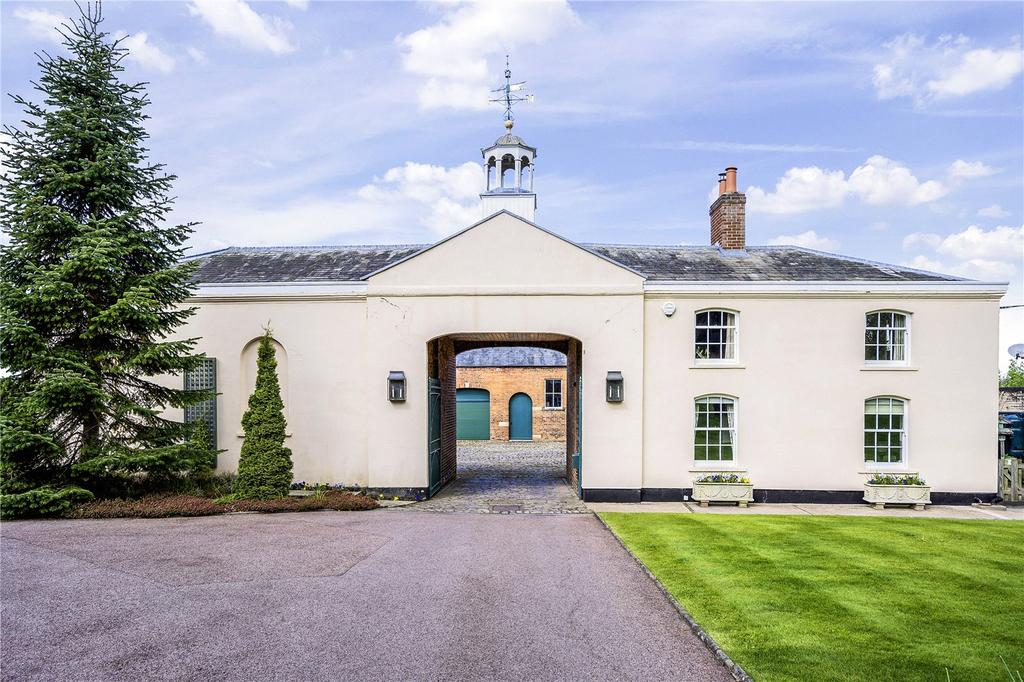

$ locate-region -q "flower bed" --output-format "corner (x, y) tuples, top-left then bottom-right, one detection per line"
(863, 474), (930, 510)
(692, 473), (754, 508)
(65, 490), (378, 519)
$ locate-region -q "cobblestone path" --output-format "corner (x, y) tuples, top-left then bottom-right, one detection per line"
(407, 441), (590, 514)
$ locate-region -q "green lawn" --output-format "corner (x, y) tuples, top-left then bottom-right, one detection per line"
(600, 513), (1024, 682)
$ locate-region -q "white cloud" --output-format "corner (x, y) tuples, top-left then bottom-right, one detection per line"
(397, 1), (579, 110)
(848, 155), (947, 205)
(13, 7), (66, 43)
(357, 161), (483, 235)
(746, 156), (950, 214)
(979, 204), (1011, 219)
(745, 167), (848, 214)
(767, 230), (840, 251)
(186, 46), (209, 65)
(927, 47), (1024, 97)
(947, 159), (996, 180)
(284, 0), (309, 9)
(935, 224), (1023, 261)
(188, 0), (294, 54)
(873, 33), (1023, 105)
(902, 224), (1023, 281)
(116, 32), (176, 74)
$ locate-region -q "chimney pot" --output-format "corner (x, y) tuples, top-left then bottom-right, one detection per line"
(718, 173), (727, 196)
(724, 166), (737, 193)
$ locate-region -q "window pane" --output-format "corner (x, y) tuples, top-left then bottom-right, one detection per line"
(890, 446), (902, 463)
(721, 445), (734, 460)
(696, 312), (708, 326)
(695, 445), (707, 460)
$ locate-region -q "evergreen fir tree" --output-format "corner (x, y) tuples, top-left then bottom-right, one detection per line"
(234, 329), (293, 499)
(0, 4), (205, 508)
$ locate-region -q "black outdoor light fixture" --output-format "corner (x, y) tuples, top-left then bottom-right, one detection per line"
(606, 371), (624, 403)
(387, 371), (406, 402)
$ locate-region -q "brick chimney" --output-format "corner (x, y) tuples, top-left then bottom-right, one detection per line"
(710, 166), (746, 249)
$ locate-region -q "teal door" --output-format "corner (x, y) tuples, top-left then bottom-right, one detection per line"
(456, 389), (490, 440)
(508, 392), (533, 441)
(428, 378), (442, 496)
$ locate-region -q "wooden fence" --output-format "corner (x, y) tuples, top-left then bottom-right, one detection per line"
(1001, 457), (1023, 502)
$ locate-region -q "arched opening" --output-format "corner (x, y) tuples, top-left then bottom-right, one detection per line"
(519, 156), (531, 190)
(424, 333), (583, 503)
(486, 157), (497, 191)
(240, 335), (288, 418)
(499, 154), (515, 189)
(456, 388), (490, 440)
(508, 392), (533, 440)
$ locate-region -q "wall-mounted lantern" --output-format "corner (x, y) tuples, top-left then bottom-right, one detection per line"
(606, 371), (624, 403)
(388, 371), (406, 402)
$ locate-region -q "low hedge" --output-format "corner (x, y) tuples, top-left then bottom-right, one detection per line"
(64, 490), (378, 519)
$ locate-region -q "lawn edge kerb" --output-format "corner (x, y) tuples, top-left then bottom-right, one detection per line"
(595, 513), (753, 682)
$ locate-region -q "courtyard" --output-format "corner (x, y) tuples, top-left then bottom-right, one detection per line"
(412, 441), (588, 514)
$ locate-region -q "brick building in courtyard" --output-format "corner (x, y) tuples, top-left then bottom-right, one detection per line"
(456, 348), (567, 442)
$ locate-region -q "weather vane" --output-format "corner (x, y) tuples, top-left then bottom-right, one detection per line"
(489, 56), (534, 130)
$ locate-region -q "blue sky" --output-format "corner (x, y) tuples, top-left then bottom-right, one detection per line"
(2, 1), (1023, 359)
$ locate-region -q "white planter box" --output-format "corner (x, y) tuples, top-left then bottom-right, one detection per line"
(863, 483), (931, 510)
(692, 482), (754, 507)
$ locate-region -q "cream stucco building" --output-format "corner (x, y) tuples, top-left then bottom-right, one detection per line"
(180, 125), (1007, 503)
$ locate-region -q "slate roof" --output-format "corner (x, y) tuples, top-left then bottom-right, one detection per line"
(188, 243), (963, 284)
(583, 245), (963, 282)
(457, 347), (567, 367)
(188, 245), (424, 283)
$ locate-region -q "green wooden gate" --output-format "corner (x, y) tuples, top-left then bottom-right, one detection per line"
(509, 392), (533, 441)
(427, 378), (442, 496)
(456, 388), (490, 440)
(574, 376), (583, 497)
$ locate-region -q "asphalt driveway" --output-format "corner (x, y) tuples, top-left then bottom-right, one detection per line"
(1, 511), (731, 681)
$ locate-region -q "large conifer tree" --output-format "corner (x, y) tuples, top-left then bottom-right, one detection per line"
(0, 4), (205, 506)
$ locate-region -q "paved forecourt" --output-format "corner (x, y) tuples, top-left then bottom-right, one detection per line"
(1, 510), (732, 681)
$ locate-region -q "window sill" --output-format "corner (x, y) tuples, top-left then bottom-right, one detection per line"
(691, 363), (745, 370)
(860, 468), (916, 474)
(542, 407), (564, 411)
(689, 466), (745, 472)
(861, 365), (917, 371)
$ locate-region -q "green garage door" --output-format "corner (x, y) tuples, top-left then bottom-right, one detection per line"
(456, 388), (490, 440)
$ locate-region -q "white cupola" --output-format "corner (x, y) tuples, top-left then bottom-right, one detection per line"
(480, 60), (536, 221)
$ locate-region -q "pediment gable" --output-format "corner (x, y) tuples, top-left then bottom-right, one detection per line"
(366, 211), (644, 288)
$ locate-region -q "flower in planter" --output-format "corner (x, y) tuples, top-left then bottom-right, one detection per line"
(695, 473), (750, 484)
(867, 473), (926, 486)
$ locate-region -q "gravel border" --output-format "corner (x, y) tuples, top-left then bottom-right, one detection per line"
(595, 513), (755, 682)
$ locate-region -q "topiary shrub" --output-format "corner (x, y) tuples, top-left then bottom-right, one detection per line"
(234, 329), (293, 499)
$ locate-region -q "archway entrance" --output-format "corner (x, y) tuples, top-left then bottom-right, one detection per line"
(424, 333), (584, 509)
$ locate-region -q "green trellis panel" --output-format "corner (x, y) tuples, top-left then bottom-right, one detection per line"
(184, 357), (218, 461)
